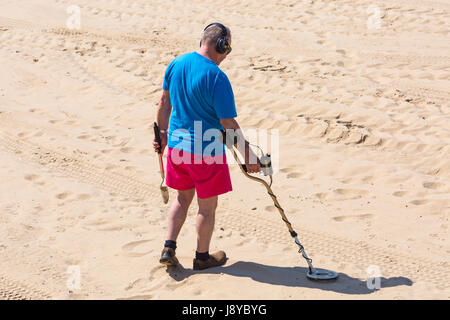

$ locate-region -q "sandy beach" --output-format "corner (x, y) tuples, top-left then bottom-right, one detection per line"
(0, 0), (449, 299)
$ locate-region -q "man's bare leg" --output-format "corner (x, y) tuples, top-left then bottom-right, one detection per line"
(193, 195), (227, 270)
(160, 188), (195, 266)
(167, 188), (195, 241)
(196, 196), (218, 253)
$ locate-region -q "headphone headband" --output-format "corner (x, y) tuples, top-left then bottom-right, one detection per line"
(203, 22), (228, 37)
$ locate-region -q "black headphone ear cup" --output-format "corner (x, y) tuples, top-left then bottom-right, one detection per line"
(216, 38), (226, 54)
(202, 23), (228, 53)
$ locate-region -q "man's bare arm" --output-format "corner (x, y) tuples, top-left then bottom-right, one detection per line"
(153, 90), (172, 153)
(220, 118), (261, 173)
(156, 90), (172, 130)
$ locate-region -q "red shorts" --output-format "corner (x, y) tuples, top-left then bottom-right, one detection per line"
(166, 147), (233, 199)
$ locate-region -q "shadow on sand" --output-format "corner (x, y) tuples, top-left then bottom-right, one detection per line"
(164, 260), (412, 295)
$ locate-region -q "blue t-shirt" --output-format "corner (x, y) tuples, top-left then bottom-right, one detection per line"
(163, 52), (237, 156)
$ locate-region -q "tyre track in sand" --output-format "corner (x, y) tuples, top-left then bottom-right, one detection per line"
(0, 115), (449, 290)
(0, 273), (52, 300)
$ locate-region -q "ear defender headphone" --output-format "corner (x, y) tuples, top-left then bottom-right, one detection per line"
(200, 22), (231, 54)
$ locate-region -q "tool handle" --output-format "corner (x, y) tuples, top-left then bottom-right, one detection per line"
(153, 122), (162, 154)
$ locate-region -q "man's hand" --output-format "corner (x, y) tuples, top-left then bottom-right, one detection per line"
(153, 133), (167, 154)
(245, 160), (261, 174)
(244, 146), (261, 173)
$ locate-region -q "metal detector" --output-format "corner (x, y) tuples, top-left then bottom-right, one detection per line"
(225, 137), (339, 281)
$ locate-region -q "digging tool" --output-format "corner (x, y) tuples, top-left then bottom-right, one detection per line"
(154, 122), (169, 204)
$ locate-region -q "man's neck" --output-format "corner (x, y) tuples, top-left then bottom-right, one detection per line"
(197, 47), (220, 65)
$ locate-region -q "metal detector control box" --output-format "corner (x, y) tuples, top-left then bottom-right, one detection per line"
(260, 154), (273, 176)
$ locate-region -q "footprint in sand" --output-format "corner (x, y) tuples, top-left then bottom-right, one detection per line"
(98, 224), (127, 232)
(279, 167), (295, 173)
(121, 239), (154, 257)
(77, 194), (91, 200)
(17, 131), (30, 137)
(280, 168), (303, 178)
(316, 189), (369, 200)
(120, 147), (134, 153)
(393, 191), (408, 197)
(264, 206), (277, 213)
(83, 218), (108, 227)
(124, 278), (147, 292)
(24, 174), (46, 185)
(362, 176), (374, 184)
(56, 192), (71, 200)
(190, 289), (202, 296)
(333, 188), (369, 199)
(409, 199), (429, 206)
(333, 213), (374, 222)
(286, 172), (302, 178)
(314, 192), (328, 200)
(422, 182), (443, 190)
(105, 164), (118, 171)
(24, 174), (39, 181)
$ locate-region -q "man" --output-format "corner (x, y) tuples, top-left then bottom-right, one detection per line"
(153, 22), (261, 270)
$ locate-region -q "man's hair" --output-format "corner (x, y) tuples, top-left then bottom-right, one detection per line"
(201, 24), (230, 47)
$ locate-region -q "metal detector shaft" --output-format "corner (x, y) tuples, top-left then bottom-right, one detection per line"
(228, 147), (316, 273)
